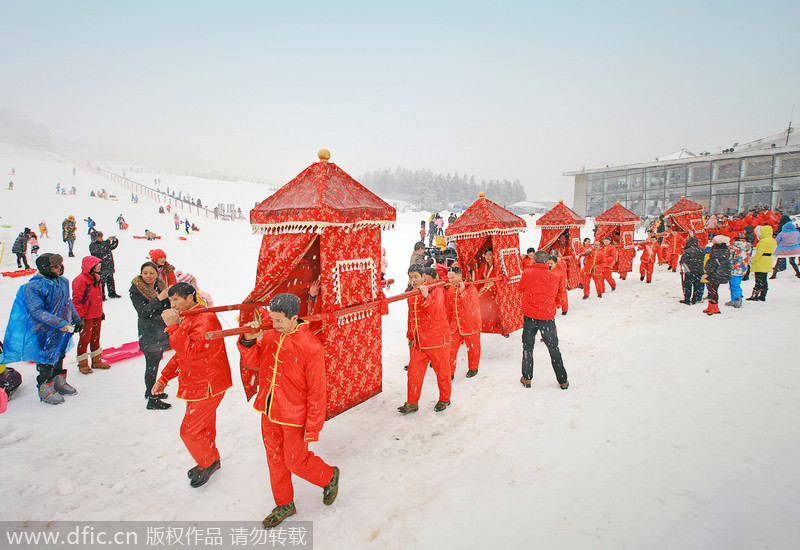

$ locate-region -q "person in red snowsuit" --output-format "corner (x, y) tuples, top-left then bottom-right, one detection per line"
(239, 293), (339, 529)
(399, 264), (452, 414)
(476, 247), (502, 333)
(152, 282), (232, 488)
(444, 266), (482, 378)
(550, 251), (569, 314)
(581, 242), (606, 298)
(597, 237), (618, 291)
(663, 230), (685, 271)
(636, 233), (658, 283)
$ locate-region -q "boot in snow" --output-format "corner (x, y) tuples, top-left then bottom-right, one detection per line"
(190, 460), (220, 488)
(146, 397), (172, 410)
(53, 374), (77, 395)
(77, 352), (92, 374)
(38, 381), (65, 405)
(323, 466), (340, 506)
(758, 289), (767, 301)
(90, 349), (111, 370)
(734, 298), (743, 308)
(705, 303), (721, 315)
(262, 501), (297, 529)
(745, 289), (760, 301)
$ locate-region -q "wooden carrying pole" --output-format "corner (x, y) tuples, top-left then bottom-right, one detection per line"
(203, 276), (503, 340)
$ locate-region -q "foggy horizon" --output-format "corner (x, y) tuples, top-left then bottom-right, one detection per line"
(2, 1), (798, 202)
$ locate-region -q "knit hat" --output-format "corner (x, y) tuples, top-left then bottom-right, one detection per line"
(148, 249), (167, 262)
(175, 270), (195, 284)
(712, 235), (730, 245)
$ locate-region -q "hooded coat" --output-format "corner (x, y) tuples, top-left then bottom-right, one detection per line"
(680, 236), (705, 274)
(729, 240), (753, 277)
(0, 254), (81, 365)
(62, 218), (76, 242)
(704, 244), (732, 284)
(72, 256), (104, 319)
(751, 226), (777, 273)
(774, 221), (800, 256)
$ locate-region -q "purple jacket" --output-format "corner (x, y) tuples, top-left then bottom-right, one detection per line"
(774, 221), (800, 256)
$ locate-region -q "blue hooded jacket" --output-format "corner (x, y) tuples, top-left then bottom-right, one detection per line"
(0, 274), (81, 365)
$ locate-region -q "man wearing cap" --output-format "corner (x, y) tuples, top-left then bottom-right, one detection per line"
(0, 253), (83, 404)
(89, 232), (120, 299)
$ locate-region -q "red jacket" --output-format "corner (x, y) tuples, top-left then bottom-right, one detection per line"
(581, 249), (600, 274)
(158, 306), (232, 401)
(476, 261), (498, 297)
(597, 245), (618, 270)
(71, 256), (104, 319)
(444, 284), (481, 336)
(521, 255), (536, 271)
(238, 321), (326, 441)
(407, 286), (450, 349)
(552, 259), (568, 290)
(637, 240), (657, 263)
(519, 264), (558, 320)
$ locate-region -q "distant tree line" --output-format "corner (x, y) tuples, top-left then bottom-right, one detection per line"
(359, 167), (526, 211)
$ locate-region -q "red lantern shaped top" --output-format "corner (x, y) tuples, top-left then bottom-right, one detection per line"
(595, 201), (640, 225)
(535, 200), (586, 229)
(445, 191), (527, 242)
(250, 150), (396, 234)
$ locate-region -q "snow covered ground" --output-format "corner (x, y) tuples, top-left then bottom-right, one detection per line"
(1, 145), (799, 549)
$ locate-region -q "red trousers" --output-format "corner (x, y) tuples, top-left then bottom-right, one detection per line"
(582, 272), (605, 296)
(640, 260), (654, 282)
(180, 391), (225, 468)
(656, 246), (666, 265)
(449, 331), (481, 375)
(407, 343), (451, 403)
(602, 268), (616, 290)
(555, 286), (568, 313)
(668, 253), (680, 270)
(76, 317), (102, 355)
(261, 415), (334, 506)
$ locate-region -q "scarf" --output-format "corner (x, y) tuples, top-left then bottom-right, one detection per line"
(131, 275), (167, 300)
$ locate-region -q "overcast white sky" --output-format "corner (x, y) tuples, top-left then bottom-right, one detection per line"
(1, 1), (798, 202)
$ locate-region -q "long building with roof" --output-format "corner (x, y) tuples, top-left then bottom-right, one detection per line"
(565, 129), (800, 217)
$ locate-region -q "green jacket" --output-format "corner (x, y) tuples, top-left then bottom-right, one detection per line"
(62, 218), (76, 242)
(750, 226), (777, 273)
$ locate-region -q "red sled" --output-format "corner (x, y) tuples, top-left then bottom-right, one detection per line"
(102, 341), (143, 363)
(123, 223), (129, 230)
(132, 235), (161, 239)
(178, 236), (187, 240)
(2, 268), (37, 278)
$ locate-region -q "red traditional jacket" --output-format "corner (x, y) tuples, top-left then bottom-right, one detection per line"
(407, 286), (450, 349)
(71, 256), (103, 319)
(444, 284), (481, 336)
(238, 321), (326, 441)
(637, 240), (657, 263)
(581, 249), (600, 274)
(159, 306), (232, 401)
(476, 261), (498, 297)
(552, 259), (568, 290)
(665, 233), (685, 255)
(597, 245), (618, 270)
(519, 264), (558, 320)
(521, 255), (536, 271)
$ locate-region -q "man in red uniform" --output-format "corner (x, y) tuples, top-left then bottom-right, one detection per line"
(519, 251), (569, 390)
(152, 282), (232, 488)
(665, 230), (685, 272)
(636, 233), (657, 283)
(399, 264), (452, 414)
(580, 241), (606, 298)
(445, 266), (481, 378)
(550, 250), (569, 315)
(239, 293), (339, 529)
(521, 247), (536, 271)
(598, 237), (618, 291)
(476, 247), (502, 333)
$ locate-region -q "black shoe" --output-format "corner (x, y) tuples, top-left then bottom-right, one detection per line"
(640, 276), (644, 281)
(145, 392), (169, 400)
(646, 281), (652, 283)
(146, 398), (172, 410)
(102, 296), (107, 301)
(597, 294), (603, 298)
(502, 333), (510, 338)
(323, 466), (340, 506)
(403, 365), (408, 371)
(582, 295), (589, 300)
(190, 460), (220, 488)
(611, 287), (616, 291)
(108, 293), (122, 299)
(520, 377), (531, 388)
(68, 252), (75, 258)
(561, 311), (568, 315)
(466, 369), (478, 378)
(451, 375), (454, 380)
(434, 400), (450, 412)
(560, 381), (570, 390)
(187, 465), (200, 479)
(679, 299), (691, 304)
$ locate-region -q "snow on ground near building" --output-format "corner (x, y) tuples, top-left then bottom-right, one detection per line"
(1, 147), (799, 550)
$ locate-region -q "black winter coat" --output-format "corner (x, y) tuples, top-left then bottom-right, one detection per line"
(129, 279), (170, 354)
(704, 245), (732, 284)
(680, 237), (705, 274)
(89, 238), (118, 274)
(11, 232), (28, 254)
